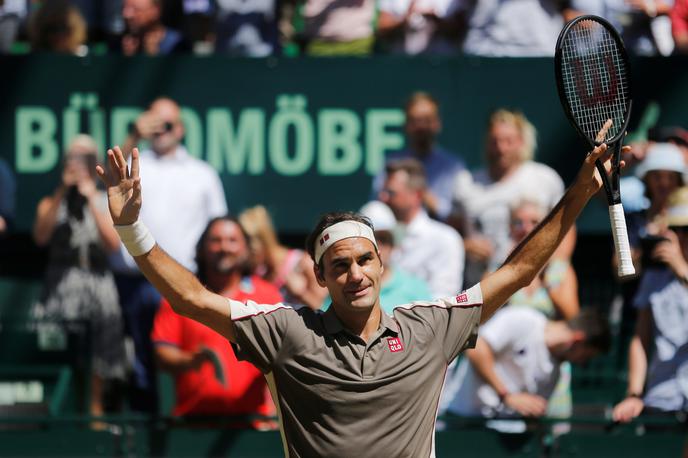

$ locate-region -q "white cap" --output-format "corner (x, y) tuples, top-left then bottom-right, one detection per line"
(635, 143), (686, 180)
(359, 200), (396, 232)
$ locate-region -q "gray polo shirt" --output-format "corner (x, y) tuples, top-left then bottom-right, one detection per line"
(229, 283), (483, 457)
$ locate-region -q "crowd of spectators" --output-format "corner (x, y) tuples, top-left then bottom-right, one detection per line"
(4, 89), (683, 436)
(2, 0), (688, 55)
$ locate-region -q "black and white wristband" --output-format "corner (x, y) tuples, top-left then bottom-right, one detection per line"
(114, 221), (156, 257)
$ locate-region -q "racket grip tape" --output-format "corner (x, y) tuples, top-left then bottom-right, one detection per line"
(609, 203), (635, 277)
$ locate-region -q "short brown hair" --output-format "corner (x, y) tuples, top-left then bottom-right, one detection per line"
(566, 308), (611, 354)
(385, 158), (427, 190)
(404, 92), (439, 115)
(195, 216), (253, 283)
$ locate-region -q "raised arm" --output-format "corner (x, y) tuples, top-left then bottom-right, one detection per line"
(96, 146), (237, 342)
(612, 308), (651, 422)
(480, 121), (626, 323)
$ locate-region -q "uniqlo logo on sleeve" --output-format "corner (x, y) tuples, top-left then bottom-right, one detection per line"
(387, 337), (404, 353)
(455, 293), (468, 304)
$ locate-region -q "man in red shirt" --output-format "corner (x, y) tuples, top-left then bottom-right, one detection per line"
(672, 0), (688, 53)
(151, 216), (283, 417)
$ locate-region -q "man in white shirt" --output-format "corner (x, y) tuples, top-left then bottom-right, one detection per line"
(114, 97), (228, 412)
(442, 307), (610, 418)
(452, 109), (566, 286)
(379, 158), (464, 298)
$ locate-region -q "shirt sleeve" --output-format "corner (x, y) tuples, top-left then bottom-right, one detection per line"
(451, 169), (474, 215)
(0, 159), (16, 223)
(672, 0), (688, 37)
(229, 299), (295, 373)
(545, 168), (565, 209)
(633, 269), (664, 310)
(480, 308), (539, 355)
(427, 228), (464, 297)
(399, 283), (483, 363)
(479, 308), (519, 354)
(151, 299), (183, 347)
(206, 167), (228, 217)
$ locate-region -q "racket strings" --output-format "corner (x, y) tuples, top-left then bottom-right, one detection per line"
(560, 19), (629, 143)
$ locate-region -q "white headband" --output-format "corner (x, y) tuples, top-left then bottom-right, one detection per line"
(314, 221), (378, 264)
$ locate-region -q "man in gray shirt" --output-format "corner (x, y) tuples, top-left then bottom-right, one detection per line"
(97, 123), (620, 457)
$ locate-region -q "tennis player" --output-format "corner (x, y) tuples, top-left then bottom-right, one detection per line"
(97, 124), (623, 457)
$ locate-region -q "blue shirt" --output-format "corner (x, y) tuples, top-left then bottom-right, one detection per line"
(0, 158), (16, 229)
(372, 146), (465, 220)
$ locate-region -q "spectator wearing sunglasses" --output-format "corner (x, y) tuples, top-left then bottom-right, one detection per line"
(112, 97), (227, 413)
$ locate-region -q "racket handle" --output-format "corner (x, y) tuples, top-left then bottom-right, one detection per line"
(609, 203), (635, 277)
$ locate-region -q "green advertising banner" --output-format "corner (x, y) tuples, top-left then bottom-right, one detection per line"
(1, 55), (687, 234)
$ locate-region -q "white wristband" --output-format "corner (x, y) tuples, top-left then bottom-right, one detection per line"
(114, 220), (156, 257)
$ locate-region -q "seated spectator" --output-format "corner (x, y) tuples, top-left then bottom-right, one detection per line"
(506, 196), (579, 321)
(457, 0), (580, 56)
(111, 0), (190, 55)
(379, 158), (464, 297)
(505, 195), (580, 420)
(442, 307), (610, 418)
(376, 0), (463, 55)
(451, 108), (565, 287)
(32, 134), (126, 424)
(372, 92), (466, 221)
(299, 0), (376, 55)
(0, 157), (16, 236)
(321, 200), (432, 313)
(0, 0), (27, 53)
(613, 186), (688, 424)
(28, 0), (88, 55)
(152, 216), (281, 419)
(238, 205), (326, 309)
(673, 0), (688, 53)
(574, 0), (675, 56)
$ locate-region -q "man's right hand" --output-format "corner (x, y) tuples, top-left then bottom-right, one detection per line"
(95, 146), (142, 225)
(503, 392), (548, 417)
(133, 111), (165, 140)
(612, 396), (644, 423)
(465, 236), (494, 262)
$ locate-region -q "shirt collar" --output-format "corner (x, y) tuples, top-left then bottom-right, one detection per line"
(150, 145), (189, 161)
(406, 208), (430, 232)
(322, 305), (399, 336)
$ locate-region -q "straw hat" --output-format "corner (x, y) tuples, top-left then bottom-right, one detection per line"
(667, 187), (688, 227)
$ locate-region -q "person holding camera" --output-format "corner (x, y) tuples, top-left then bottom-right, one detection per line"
(613, 186), (688, 424)
(625, 142), (686, 275)
(32, 134), (126, 425)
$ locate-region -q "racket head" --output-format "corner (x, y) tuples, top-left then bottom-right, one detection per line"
(555, 15), (632, 147)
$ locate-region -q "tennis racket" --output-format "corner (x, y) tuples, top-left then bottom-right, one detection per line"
(555, 15), (635, 277)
